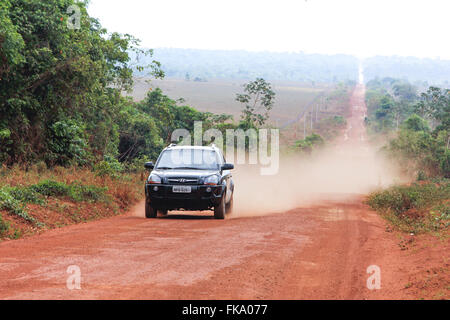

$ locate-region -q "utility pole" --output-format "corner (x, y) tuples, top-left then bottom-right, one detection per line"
(303, 113), (306, 139)
(316, 103), (318, 122)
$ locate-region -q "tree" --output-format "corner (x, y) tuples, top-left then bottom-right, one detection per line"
(415, 87), (450, 131)
(236, 78), (275, 128)
(402, 114), (430, 132)
(0, 0), (163, 165)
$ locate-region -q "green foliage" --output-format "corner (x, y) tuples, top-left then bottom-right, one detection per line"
(47, 120), (89, 166)
(0, 187), (40, 225)
(30, 180), (107, 202)
(94, 156), (124, 178)
(0, 0), (163, 166)
(366, 79), (449, 178)
(294, 133), (325, 153)
(0, 0), (25, 72)
(387, 115), (449, 178)
(0, 213), (10, 237)
(8, 185), (45, 205)
(415, 87), (450, 132)
(365, 78), (419, 133)
(124, 155), (151, 173)
(367, 181), (450, 233)
(236, 78), (275, 128)
(402, 114), (430, 132)
(0, 179), (107, 228)
(313, 115), (347, 140)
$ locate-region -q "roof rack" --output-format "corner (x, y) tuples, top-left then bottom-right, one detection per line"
(168, 143), (177, 148)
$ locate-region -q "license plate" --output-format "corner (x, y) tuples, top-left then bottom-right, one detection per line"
(172, 186), (192, 193)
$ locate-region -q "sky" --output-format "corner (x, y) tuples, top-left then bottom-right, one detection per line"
(87, 0), (450, 59)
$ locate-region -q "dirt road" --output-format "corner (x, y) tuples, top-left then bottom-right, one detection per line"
(0, 196), (412, 300)
(0, 85), (440, 299)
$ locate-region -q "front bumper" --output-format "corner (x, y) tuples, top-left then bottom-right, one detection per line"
(145, 184), (225, 211)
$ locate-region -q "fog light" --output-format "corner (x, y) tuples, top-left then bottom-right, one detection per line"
(206, 187), (212, 193)
(153, 186), (159, 191)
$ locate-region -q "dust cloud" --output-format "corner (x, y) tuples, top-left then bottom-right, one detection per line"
(231, 143), (406, 218)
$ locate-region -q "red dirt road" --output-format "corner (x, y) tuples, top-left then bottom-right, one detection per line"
(0, 85), (446, 299)
(0, 197), (414, 300)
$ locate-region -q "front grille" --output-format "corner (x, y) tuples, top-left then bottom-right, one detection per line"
(167, 178), (199, 184)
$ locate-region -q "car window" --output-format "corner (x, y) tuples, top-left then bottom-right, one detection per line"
(156, 149), (220, 170)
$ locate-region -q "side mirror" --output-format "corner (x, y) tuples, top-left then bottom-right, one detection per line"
(144, 162), (154, 170)
(221, 163), (234, 170)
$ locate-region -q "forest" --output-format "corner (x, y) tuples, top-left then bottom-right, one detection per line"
(365, 77), (449, 178)
(136, 48), (360, 83)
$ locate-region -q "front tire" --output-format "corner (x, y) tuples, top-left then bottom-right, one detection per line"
(145, 201), (157, 218)
(225, 191), (233, 214)
(214, 195), (226, 219)
(158, 209), (168, 217)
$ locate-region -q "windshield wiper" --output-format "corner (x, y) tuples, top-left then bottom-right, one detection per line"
(156, 167), (173, 170)
(175, 166), (203, 170)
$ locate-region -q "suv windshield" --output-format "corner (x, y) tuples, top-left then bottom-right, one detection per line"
(155, 149), (220, 170)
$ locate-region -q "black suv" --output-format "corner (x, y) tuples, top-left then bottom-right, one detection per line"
(144, 144), (234, 219)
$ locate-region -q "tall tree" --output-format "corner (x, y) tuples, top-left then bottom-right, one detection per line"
(0, 0), (163, 165)
(236, 78), (275, 128)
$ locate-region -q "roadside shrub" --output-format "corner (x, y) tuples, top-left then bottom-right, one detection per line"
(0, 213), (10, 237)
(47, 120), (90, 167)
(8, 186), (45, 205)
(294, 133), (325, 153)
(367, 181), (450, 233)
(30, 180), (107, 202)
(0, 187), (41, 225)
(125, 155), (151, 173)
(68, 184), (108, 202)
(429, 203), (450, 231)
(30, 180), (69, 197)
(94, 155), (124, 178)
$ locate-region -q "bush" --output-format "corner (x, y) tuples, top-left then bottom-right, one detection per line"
(367, 181), (450, 233)
(294, 133), (325, 153)
(47, 120), (90, 166)
(0, 187), (40, 225)
(30, 180), (107, 202)
(125, 155), (151, 173)
(0, 213), (10, 237)
(94, 156), (124, 178)
(30, 180), (69, 197)
(68, 184), (108, 202)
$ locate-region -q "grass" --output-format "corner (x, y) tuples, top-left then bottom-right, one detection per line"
(0, 213), (10, 237)
(367, 180), (450, 234)
(0, 164), (144, 240)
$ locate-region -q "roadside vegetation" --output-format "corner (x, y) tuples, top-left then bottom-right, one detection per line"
(289, 82), (351, 154)
(367, 181), (449, 235)
(0, 165), (144, 240)
(365, 77), (449, 236)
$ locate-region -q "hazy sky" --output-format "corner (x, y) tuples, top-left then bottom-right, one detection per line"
(87, 0), (450, 59)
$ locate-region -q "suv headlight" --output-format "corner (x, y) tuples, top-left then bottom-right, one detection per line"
(204, 175), (220, 185)
(148, 174), (162, 184)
